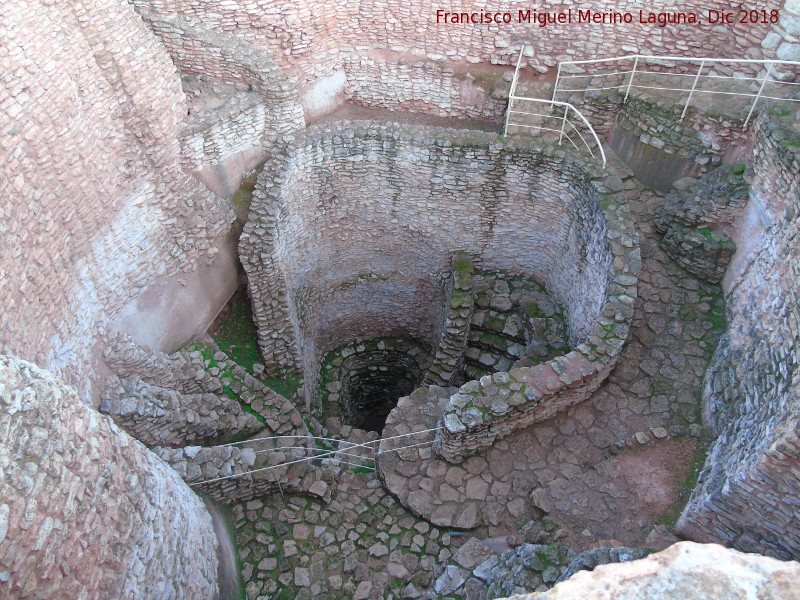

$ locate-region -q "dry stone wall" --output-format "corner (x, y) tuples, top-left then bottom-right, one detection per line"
(0, 0), (232, 395)
(135, 9), (306, 195)
(181, 93), (282, 173)
(562, 91), (754, 189)
(99, 375), (262, 448)
(103, 332), (307, 438)
(434, 171), (640, 460)
(103, 331), (223, 395)
(156, 441), (337, 504)
(343, 54), (509, 120)
(136, 9), (304, 128)
(317, 337), (431, 427)
(676, 114), (800, 559)
(423, 255), (477, 387)
(654, 165), (747, 282)
(134, 0), (777, 113)
(241, 122), (622, 417)
(0, 355), (219, 600)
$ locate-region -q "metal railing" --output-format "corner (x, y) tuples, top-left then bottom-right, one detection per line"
(504, 49), (607, 168)
(552, 54), (800, 126)
(188, 428), (442, 486)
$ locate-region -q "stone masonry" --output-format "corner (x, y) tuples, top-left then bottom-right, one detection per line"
(0, 0), (233, 395)
(0, 355), (219, 599)
(677, 113), (800, 560)
(423, 254), (476, 388)
(241, 123), (621, 410)
(654, 165), (747, 283)
(99, 375), (262, 448)
(133, 0), (778, 116)
(433, 162), (639, 460)
(3, 0), (800, 598)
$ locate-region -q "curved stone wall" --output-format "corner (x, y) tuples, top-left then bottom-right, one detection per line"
(0, 355), (219, 599)
(434, 182), (639, 459)
(134, 0), (777, 107)
(676, 114), (800, 560)
(0, 0), (233, 398)
(241, 122), (632, 435)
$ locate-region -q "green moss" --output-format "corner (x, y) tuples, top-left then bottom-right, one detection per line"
(349, 465), (375, 474)
(453, 255), (473, 276)
(657, 436), (711, 529)
(541, 516), (559, 532)
(524, 302), (544, 318)
(653, 379), (673, 394)
(211, 293), (262, 372)
(471, 70), (503, 88)
(230, 163), (264, 218)
(483, 314), (507, 331)
(262, 373), (301, 399)
(209, 292), (302, 399)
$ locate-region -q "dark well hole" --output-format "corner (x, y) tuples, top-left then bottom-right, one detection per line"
(340, 351), (422, 434)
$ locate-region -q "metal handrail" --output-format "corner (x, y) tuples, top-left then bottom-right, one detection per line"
(505, 48), (607, 168)
(552, 54), (800, 127)
(506, 96), (607, 168)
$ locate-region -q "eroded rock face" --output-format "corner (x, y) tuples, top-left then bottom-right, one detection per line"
(499, 542), (800, 600)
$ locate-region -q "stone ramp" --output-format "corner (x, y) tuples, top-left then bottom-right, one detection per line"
(99, 375), (262, 448)
(377, 386), (541, 531)
(102, 331), (308, 441)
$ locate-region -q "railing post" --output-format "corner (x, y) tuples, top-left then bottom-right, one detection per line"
(504, 96), (514, 136)
(745, 62), (774, 127)
(681, 60), (705, 119)
(511, 46), (524, 95)
(552, 61), (562, 106)
(558, 105), (569, 145)
(624, 56), (639, 103)
(504, 47), (526, 137)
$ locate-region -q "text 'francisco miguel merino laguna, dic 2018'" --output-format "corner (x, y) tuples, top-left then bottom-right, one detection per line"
(435, 8), (780, 27)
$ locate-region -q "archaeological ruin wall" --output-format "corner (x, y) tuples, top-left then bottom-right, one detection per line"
(0, 0), (234, 399)
(2, 0), (800, 597)
(133, 0), (779, 121)
(134, 10), (306, 195)
(676, 114), (800, 560)
(240, 122), (631, 444)
(0, 355), (220, 599)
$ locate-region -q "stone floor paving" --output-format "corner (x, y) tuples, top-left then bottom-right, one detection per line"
(229, 152), (727, 599)
(232, 469), (460, 600)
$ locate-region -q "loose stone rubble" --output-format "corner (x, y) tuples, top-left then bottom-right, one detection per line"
(654, 165), (748, 282)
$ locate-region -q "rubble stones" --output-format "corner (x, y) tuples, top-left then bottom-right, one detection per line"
(654, 164), (747, 282)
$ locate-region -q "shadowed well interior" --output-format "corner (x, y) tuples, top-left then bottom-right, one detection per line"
(340, 348), (423, 433)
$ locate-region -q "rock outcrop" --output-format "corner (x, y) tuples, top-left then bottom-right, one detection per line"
(499, 542), (800, 600)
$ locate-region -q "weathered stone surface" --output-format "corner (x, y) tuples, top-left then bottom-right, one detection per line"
(0, 356), (219, 599)
(0, 0), (233, 391)
(498, 542), (800, 600)
(654, 164), (746, 283)
(678, 115), (800, 560)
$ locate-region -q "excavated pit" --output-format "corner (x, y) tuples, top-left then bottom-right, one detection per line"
(239, 121), (631, 447)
